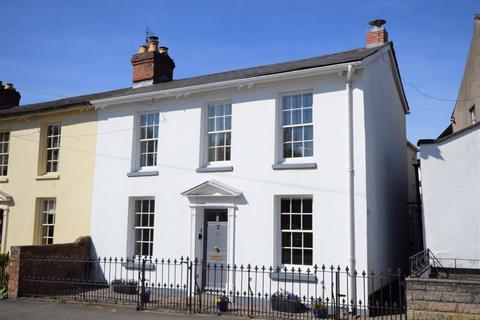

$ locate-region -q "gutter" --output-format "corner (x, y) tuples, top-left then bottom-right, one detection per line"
(91, 61), (364, 108)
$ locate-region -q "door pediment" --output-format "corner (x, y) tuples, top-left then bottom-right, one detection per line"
(181, 180), (242, 198)
(0, 191), (12, 203)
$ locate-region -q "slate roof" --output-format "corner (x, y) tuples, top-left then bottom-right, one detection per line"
(0, 44), (387, 118)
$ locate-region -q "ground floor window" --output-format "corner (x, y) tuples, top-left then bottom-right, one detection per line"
(280, 197), (313, 265)
(133, 199), (155, 257)
(40, 199), (56, 245)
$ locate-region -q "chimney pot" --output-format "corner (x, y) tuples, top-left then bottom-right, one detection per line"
(138, 45), (148, 54)
(159, 46), (168, 54)
(366, 19), (388, 48)
(0, 81), (21, 109)
(148, 36), (159, 52)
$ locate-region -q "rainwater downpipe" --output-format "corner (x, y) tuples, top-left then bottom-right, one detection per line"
(346, 64), (357, 311)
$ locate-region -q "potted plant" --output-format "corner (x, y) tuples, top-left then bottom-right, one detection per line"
(111, 279), (138, 294)
(271, 289), (307, 313)
(216, 294), (230, 312)
(312, 298), (328, 319)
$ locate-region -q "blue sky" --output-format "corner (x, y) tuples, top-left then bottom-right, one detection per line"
(0, 1), (478, 143)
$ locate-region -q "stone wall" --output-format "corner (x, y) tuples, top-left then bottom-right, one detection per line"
(7, 236), (92, 299)
(406, 276), (480, 319)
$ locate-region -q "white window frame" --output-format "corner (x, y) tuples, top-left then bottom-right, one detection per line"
(469, 105), (476, 125)
(45, 124), (61, 173)
(132, 111), (160, 172)
(39, 199), (56, 245)
(276, 91), (314, 164)
(276, 196), (313, 267)
(201, 100), (232, 168)
(128, 197), (155, 257)
(0, 132), (9, 177)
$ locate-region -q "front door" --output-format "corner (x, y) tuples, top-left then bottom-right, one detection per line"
(203, 209), (228, 290)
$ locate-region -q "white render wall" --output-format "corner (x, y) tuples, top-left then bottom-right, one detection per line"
(90, 52), (408, 275)
(420, 126), (480, 261)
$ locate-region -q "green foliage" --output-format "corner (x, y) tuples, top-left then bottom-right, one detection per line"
(0, 253), (9, 299)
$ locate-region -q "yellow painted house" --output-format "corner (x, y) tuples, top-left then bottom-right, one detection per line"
(0, 84), (124, 252)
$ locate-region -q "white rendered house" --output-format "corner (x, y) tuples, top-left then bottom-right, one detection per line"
(89, 21), (410, 282)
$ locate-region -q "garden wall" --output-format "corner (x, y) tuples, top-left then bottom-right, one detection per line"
(7, 236), (92, 299)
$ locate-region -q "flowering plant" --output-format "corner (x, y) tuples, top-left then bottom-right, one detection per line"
(216, 294), (230, 305)
(271, 289), (301, 302)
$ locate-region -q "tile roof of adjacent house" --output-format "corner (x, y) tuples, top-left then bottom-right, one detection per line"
(0, 44), (388, 118)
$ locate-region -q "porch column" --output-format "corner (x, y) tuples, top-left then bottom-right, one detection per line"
(227, 207), (236, 267)
(189, 207), (197, 261)
(1, 208), (8, 253)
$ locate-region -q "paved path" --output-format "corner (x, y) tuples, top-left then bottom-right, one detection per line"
(0, 299), (237, 320)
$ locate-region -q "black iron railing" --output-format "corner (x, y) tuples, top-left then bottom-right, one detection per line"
(20, 255), (407, 319)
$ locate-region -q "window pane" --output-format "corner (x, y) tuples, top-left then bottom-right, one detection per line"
(303, 108), (312, 123)
(291, 215), (301, 229)
(282, 96), (291, 110)
(140, 114), (147, 126)
(216, 147), (225, 161)
(292, 199), (302, 213)
(304, 233), (313, 248)
(281, 199), (290, 213)
(304, 126), (313, 141)
(293, 143), (303, 157)
(293, 127), (303, 142)
(304, 142), (313, 157)
(208, 105), (215, 117)
(215, 104), (224, 116)
(225, 147), (231, 161)
(283, 143), (292, 158)
(216, 133), (225, 146)
(303, 93), (313, 108)
(292, 232), (302, 247)
(292, 109), (302, 125)
(208, 118), (215, 131)
(282, 111), (291, 125)
(225, 116), (231, 130)
(224, 104), (232, 115)
(282, 249), (291, 264)
(215, 118), (224, 131)
(208, 148), (216, 161)
(292, 249), (302, 265)
(208, 134), (215, 147)
(282, 232), (291, 247)
(283, 128), (292, 142)
(225, 132), (231, 145)
(281, 215), (290, 229)
(304, 250), (313, 265)
(292, 95), (302, 109)
(303, 215), (312, 230)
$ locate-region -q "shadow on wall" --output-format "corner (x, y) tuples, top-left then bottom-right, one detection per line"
(420, 145), (444, 161)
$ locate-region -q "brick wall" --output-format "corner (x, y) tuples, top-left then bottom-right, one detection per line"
(406, 276), (480, 319)
(7, 236), (92, 299)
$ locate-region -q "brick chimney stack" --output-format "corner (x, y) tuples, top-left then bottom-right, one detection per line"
(0, 82), (21, 109)
(366, 19), (388, 48)
(131, 36), (175, 87)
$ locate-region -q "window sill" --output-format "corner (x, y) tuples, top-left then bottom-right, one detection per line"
(0, 177), (8, 183)
(127, 171), (159, 177)
(36, 174), (60, 181)
(272, 163), (317, 170)
(196, 166), (233, 173)
(270, 271), (317, 283)
(122, 260), (156, 271)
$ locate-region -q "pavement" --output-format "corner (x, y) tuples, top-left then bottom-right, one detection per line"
(0, 299), (238, 320)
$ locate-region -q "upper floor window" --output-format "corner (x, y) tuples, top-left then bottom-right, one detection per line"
(139, 113), (159, 168)
(207, 103), (231, 162)
(46, 125), (61, 173)
(282, 93), (313, 159)
(469, 105), (476, 125)
(132, 198), (155, 257)
(40, 199), (56, 245)
(280, 197), (313, 266)
(0, 132), (9, 176)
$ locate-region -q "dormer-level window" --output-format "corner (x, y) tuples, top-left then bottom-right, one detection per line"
(469, 105), (476, 125)
(207, 103), (231, 162)
(46, 125), (61, 173)
(282, 93), (313, 159)
(0, 132), (9, 176)
(139, 113), (159, 168)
